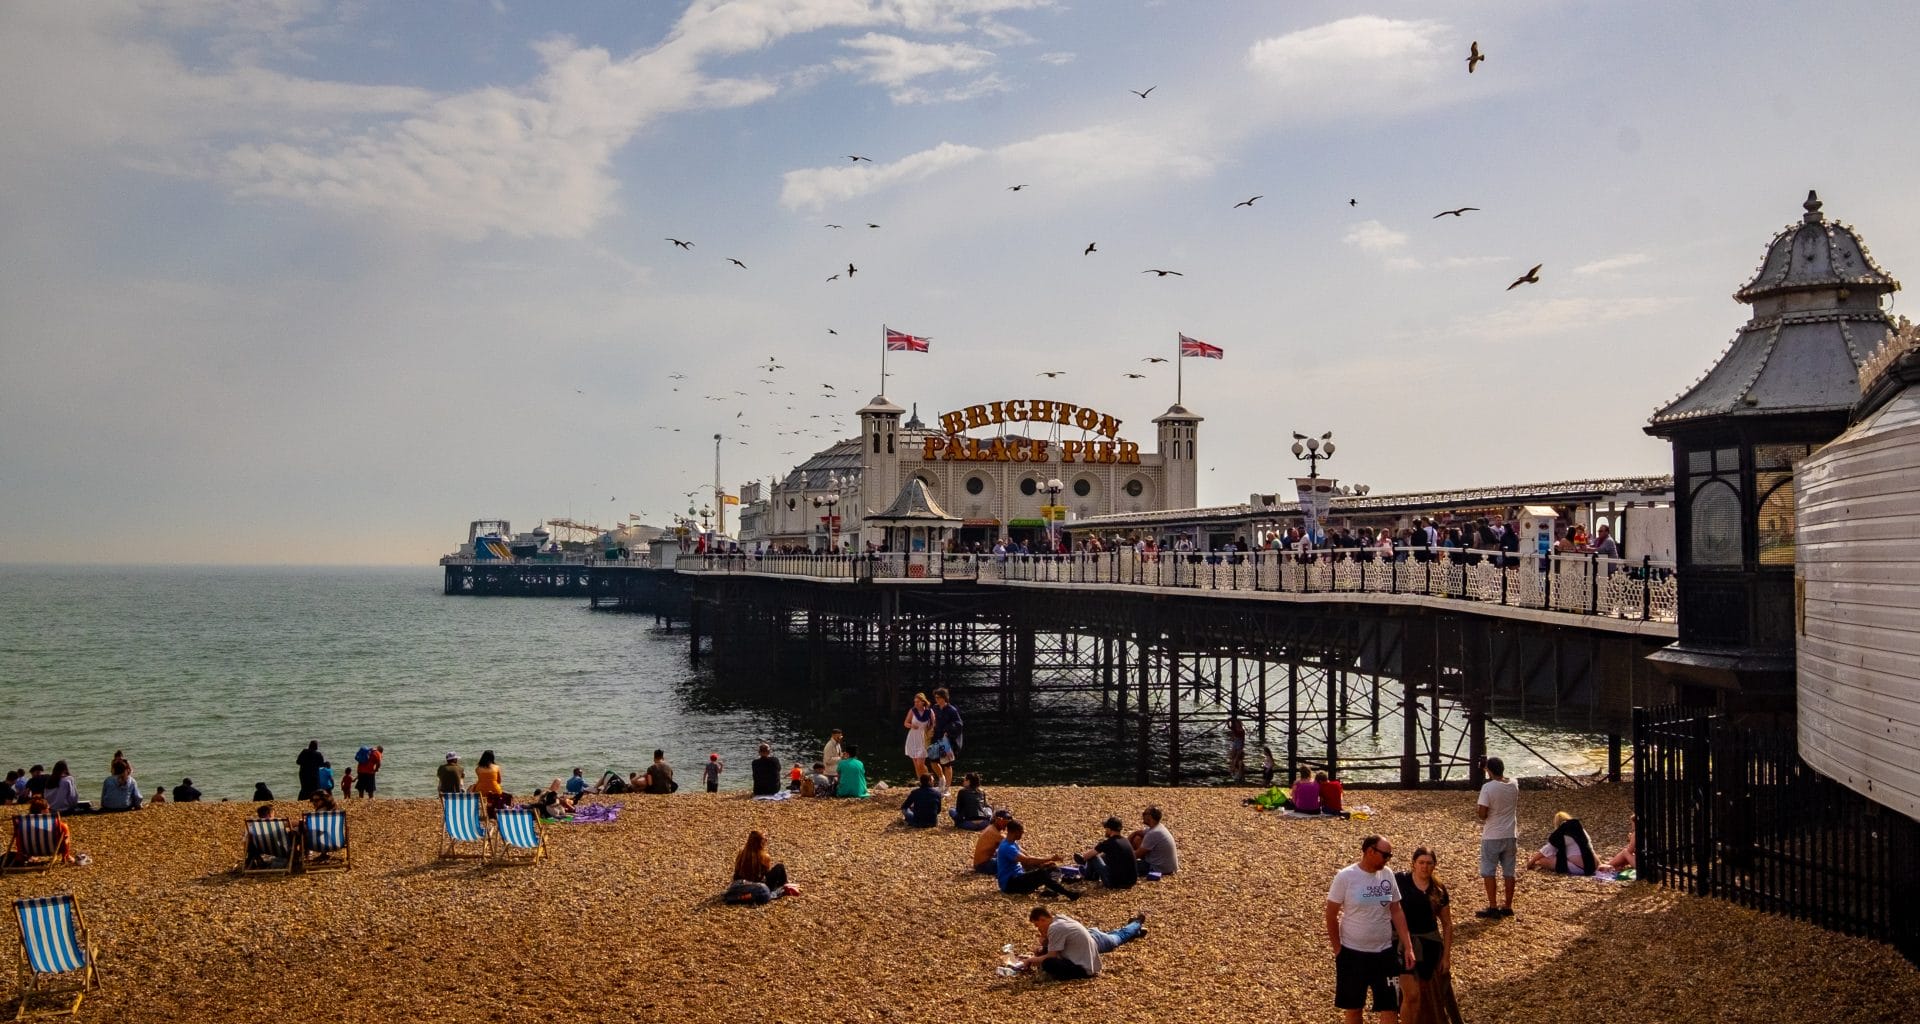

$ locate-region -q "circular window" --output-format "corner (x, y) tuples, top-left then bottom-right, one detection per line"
(1125, 480), (1144, 498)
(787, 498), (798, 510)
(1019, 478), (1038, 496)
(1073, 479), (1092, 497)
(966, 476), (985, 495)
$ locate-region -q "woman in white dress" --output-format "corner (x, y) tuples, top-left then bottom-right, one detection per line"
(903, 692), (934, 781)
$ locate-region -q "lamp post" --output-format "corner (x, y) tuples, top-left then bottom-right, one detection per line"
(1289, 431), (1336, 478)
(1043, 477), (1064, 553)
(812, 471), (842, 554)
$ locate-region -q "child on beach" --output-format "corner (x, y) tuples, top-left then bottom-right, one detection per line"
(316, 760), (336, 797)
(340, 765), (355, 800)
(788, 763), (805, 791)
(704, 753), (723, 793)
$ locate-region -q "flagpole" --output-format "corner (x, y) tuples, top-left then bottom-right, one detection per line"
(1176, 333), (1183, 405)
(880, 324), (888, 397)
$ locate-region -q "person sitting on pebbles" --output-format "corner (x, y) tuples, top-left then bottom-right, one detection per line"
(724, 830), (794, 904)
(1009, 906), (1146, 980)
(973, 810), (1014, 874)
(1127, 806), (1180, 877)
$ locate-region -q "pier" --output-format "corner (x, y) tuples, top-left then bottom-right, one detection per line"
(590, 549), (1678, 785)
(441, 558), (598, 596)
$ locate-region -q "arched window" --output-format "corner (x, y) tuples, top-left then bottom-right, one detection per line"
(1019, 478), (1038, 496)
(1073, 478), (1092, 497)
(966, 476), (986, 495)
(1689, 479), (1741, 566)
(1755, 477), (1796, 565)
(872, 431), (881, 454)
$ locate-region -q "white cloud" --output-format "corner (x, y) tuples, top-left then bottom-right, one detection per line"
(1343, 220), (1409, 253)
(1385, 254), (1510, 272)
(891, 73), (1012, 105)
(779, 141), (988, 209)
(1463, 296), (1684, 342)
(834, 32), (995, 87)
(1573, 252), (1654, 276)
(1036, 50), (1075, 65)
(1245, 17), (1456, 119)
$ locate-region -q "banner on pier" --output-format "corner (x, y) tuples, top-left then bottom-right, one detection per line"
(1295, 476), (1337, 544)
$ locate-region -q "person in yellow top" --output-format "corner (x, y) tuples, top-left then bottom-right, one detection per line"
(474, 749), (508, 816)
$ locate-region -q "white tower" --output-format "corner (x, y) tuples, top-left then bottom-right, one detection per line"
(1153, 403), (1202, 510)
(857, 394), (906, 519)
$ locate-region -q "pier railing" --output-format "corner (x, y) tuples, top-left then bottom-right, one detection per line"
(679, 548), (1678, 623)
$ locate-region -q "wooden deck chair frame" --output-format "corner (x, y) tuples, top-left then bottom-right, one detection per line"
(0, 816), (62, 876)
(298, 810), (351, 872)
(488, 808), (545, 866)
(238, 817), (296, 876)
(438, 793), (492, 860)
(12, 896), (99, 1020)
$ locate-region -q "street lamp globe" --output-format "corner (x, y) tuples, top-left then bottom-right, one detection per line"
(1045, 477), (1064, 493)
(1322, 441), (1336, 456)
(1291, 441), (1305, 457)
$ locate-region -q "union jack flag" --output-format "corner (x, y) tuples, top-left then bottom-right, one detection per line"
(885, 327), (930, 352)
(1179, 333), (1223, 359)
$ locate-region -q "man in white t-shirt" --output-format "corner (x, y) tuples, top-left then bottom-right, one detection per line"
(1325, 835), (1416, 1024)
(1476, 755), (1521, 919)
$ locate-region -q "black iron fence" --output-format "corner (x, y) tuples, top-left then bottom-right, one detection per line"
(1634, 704), (1920, 963)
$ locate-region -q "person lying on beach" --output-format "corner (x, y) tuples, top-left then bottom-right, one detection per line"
(1127, 807), (1180, 876)
(1075, 817), (1138, 889)
(1526, 811), (1597, 875)
(724, 830), (790, 904)
(528, 788), (571, 819)
(4, 796), (72, 866)
(951, 773), (992, 830)
(973, 810), (1013, 874)
(834, 744), (867, 799)
(901, 775), (941, 827)
(1009, 906), (1140, 980)
(995, 821), (1079, 900)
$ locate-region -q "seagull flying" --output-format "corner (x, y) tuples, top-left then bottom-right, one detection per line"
(1506, 264), (1543, 291)
(727, 258), (747, 268)
(1234, 196), (1263, 208)
(1433, 207), (1481, 218)
(847, 263), (857, 278)
(822, 384), (836, 390)
(1084, 242), (1097, 255)
(866, 223), (881, 229)
(1037, 371), (1066, 378)
(1008, 184), (1028, 191)
(1130, 86), (1155, 99)
(1467, 41), (1485, 74)
(669, 373), (686, 379)
(825, 224), (844, 229)
(1348, 199), (1358, 207)
(1142, 269), (1183, 277)
(666, 238), (693, 249)
(826, 274), (840, 282)
(827, 328), (837, 335)
(1142, 357), (1169, 363)
(848, 154), (872, 162)
(1123, 372), (1146, 379)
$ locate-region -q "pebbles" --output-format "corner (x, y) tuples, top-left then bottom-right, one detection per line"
(3, 784), (1914, 1023)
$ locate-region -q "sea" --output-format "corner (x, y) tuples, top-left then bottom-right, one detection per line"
(0, 566), (1609, 801)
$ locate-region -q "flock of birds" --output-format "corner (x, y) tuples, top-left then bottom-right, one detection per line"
(603, 39), (1540, 519)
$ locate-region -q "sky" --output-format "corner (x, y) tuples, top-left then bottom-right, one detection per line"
(2, 0), (1916, 565)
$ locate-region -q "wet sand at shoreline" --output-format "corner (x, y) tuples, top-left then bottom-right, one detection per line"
(4, 783), (1913, 1023)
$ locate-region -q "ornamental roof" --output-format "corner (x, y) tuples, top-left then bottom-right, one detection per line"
(1650, 191), (1901, 433)
(865, 478), (960, 525)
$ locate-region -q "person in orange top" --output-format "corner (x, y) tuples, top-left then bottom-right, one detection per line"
(474, 750), (508, 816)
(1319, 771), (1346, 816)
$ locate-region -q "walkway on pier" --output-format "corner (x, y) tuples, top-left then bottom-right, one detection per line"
(676, 549), (1680, 639)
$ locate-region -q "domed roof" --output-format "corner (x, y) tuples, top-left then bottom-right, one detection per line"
(1734, 191), (1899, 303)
(1650, 191), (1902, 433)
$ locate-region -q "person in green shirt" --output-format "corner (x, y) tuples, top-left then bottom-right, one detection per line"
(835, 743), (868, 798)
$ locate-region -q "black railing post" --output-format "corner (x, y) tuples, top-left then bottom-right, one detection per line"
(1589, 552), (1600, 614)
(1641, 555), (1652, 620)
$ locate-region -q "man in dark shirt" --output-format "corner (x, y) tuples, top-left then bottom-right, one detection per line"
(901, 774), (941, 827)
(1078, 816), (1139, 889)
(750, 744), (781, 796)
(929, 688), (962, 792)
(23, 765), (50, 798)
(295, 741), (325, 800)
(172, 778), (202, 803)
(645, 750), (675, 793)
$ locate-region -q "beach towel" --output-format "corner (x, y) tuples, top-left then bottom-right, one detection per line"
(569, 804), (620, 823)
(751, 791), (793, 802)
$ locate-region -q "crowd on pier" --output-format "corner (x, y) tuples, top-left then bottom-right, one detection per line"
(6, 692), (1638, 1022)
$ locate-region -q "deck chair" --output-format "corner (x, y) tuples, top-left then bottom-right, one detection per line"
(240, 817), (295, 875)
(1, 816), (64, 875)
(299, 810), (350, 872)
(439, 793), (491, 860)
(12, 895), (99, 1020)
(489, 807), (545, 866)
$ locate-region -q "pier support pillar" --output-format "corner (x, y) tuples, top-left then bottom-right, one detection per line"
(1325, 663), (1339, 781)
(1167, 645), (1182, 785)
(1606, 732), (1623, 782)
(1401, 680), (1421, 788)
(1136, 634), (1152, 785)
(1286, 660), (1299, 781)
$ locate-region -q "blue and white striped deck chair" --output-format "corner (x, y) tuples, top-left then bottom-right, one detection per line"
(300, 810), (351, 872)
(240, 817), (294, 875)
(1, 816), (63, 875)
(12, 896), (98, 1020)
(439, 793), (491, 860)
(489, 807), (545, 866)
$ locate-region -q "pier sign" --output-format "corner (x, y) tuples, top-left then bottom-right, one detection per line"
(924, 400), (1142, 464)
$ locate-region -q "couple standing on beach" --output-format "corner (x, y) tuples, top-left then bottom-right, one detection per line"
(902, 687), (962, 793)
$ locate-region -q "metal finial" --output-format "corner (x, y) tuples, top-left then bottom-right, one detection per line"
(1803, 189), (1824, 223)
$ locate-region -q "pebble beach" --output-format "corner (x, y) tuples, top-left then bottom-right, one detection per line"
(5, 782), (1915, 1023)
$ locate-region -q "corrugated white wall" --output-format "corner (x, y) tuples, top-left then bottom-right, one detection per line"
(1797, 387), (1920, 821)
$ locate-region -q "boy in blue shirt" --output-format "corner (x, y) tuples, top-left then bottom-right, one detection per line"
(995, 820), (1079, 900)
